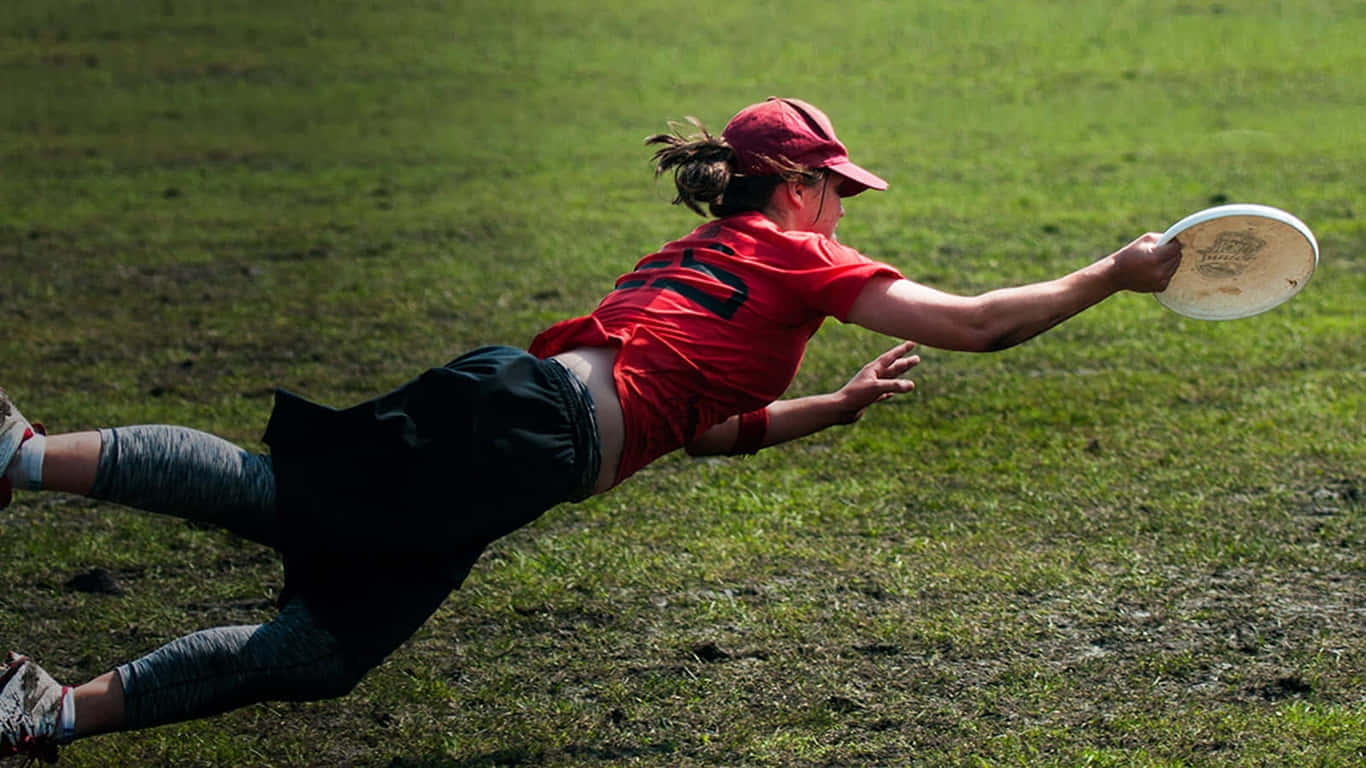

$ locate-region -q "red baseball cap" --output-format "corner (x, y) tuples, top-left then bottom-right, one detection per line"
(721, 97), (888, 197)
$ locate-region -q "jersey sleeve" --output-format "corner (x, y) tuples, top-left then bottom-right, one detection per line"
(789, 238), (904, 322)
(528, 314), (614, 359)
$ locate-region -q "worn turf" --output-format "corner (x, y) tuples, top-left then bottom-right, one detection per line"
(2, 0), (1365, 765)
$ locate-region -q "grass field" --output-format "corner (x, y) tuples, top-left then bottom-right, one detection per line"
(2, 0), (1365, 765)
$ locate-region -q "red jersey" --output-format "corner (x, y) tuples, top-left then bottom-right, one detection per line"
(529, 212), (903, 486)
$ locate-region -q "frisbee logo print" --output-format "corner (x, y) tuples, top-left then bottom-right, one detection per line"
(1194, 230), (1266, 279)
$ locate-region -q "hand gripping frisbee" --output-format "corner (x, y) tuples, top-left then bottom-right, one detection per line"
(1155, 203), (1318, 320)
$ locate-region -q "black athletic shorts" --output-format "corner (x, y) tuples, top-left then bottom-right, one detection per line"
(262, 345), (600, 648)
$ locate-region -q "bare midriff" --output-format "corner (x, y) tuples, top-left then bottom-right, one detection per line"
(549, 347), (624, 495)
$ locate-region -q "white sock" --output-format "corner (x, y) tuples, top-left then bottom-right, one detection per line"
(59, 686), (76, 744)
(4, 432), (45, 491)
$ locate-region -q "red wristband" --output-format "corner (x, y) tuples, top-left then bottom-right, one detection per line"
(732, 408), (769, 455)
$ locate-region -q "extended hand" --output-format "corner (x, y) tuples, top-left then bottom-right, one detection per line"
(832, 340), (920, 424)
(1111, 232), (1183, 293)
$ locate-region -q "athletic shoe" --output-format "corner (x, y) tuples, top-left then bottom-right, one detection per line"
(0, 390), (40, 509)
(0, 652), (69, 764)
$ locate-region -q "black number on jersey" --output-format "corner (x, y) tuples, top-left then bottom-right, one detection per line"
(615, 245), (749, 319)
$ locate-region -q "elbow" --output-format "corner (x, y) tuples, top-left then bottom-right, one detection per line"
(685, 436), (726, 457)
(954, 330), (1007, 353)
(970, 319), (1065, 353)
(971, 325), (1039, 353)
(955, 314), (1017, 352)
(979, 332), (1022, 352)
(926, 328), (1007, 353)
(958, 305), (1042, 352)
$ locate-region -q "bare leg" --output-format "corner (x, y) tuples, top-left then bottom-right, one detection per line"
(70, 672), (125, 739)
(66, 426), (279, 548)
(37, 431), (101, 495)
(15, 429), (277, 546)
(61, 598), (366, 740)
(26, 427), (278, 739)
(11, 432), (129, 737)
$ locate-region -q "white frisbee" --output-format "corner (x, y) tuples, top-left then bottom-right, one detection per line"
(1154, 203), (1318, 320)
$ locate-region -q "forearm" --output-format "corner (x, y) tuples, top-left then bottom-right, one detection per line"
(761, 394), (846, 446)
(848, 255), (1125, 352)
(970, 256), (1122, 350)
(685, 394), (844, 457)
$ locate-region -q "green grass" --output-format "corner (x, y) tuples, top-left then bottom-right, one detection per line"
(3, 0), (1366, 765)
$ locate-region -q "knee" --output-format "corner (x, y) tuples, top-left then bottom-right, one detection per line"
(303, 663), (368, 701)
(253, 604), (379, 703)
(270, 651), (372, 703)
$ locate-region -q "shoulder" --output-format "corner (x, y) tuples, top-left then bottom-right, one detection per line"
(779, 230), (879, 272)
(674, 214), (889, 275)
(717, 214), (862, 261)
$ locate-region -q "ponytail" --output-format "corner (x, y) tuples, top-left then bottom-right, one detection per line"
(645, 117), (736, 217)
(646, 117), (821, 218)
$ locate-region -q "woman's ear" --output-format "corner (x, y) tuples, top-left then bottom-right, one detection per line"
(778, 178), (806, 209)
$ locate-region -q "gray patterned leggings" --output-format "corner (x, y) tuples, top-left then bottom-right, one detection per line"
(90, 426), (448, 731)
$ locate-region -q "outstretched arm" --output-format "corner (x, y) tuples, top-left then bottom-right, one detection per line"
(846, 233), (1182, 352)
(686, 341), (919, 457)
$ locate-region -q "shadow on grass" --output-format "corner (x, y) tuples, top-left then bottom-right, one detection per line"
(389, 741), (680, 767)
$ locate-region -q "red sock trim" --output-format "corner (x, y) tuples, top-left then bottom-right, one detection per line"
(59, 685), (74, 744)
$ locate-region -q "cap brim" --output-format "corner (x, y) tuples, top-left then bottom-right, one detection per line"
(828, 161), (888, 197)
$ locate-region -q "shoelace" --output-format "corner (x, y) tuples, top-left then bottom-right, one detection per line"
(0, 658), (60, 765)
(0, 718), (58, 764)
